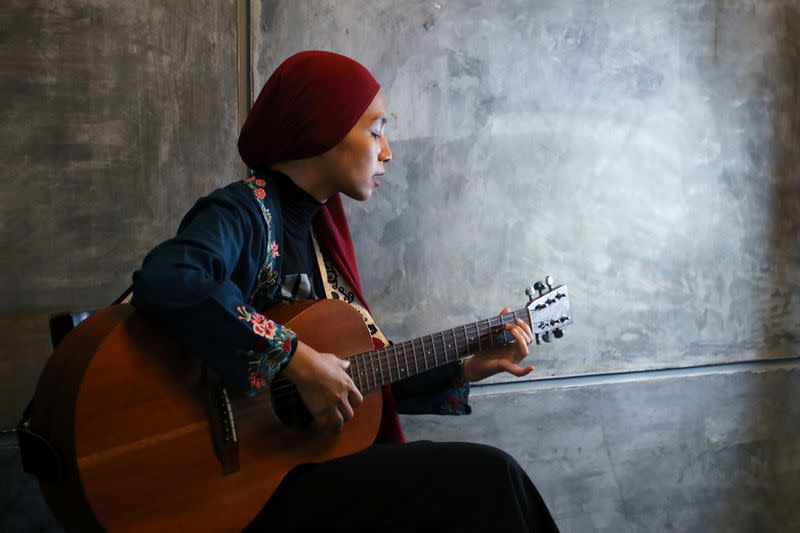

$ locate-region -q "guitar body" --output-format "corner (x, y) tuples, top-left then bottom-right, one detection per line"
(29, 300), (381, 532)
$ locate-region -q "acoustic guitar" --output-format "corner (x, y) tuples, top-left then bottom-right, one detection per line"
(27, 279), (572, 532)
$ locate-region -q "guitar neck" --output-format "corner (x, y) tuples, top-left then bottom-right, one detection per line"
(347, 308), (531, 393)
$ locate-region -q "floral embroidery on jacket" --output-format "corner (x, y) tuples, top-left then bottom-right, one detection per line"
(236, 305), (295, 392)
(244, 176), (280, 302)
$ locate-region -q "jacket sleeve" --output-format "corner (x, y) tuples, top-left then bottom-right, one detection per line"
(392, 361), (471, 415)
(131, 192), (297, 396)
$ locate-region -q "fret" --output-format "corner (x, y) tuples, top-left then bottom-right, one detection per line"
(359, 356), (368, 391)
(392, 343), (402, 379)
(385, 346), (394, 383)
(462, 325), (469, 354)
(440, 331), (448, 362)
(350, 356), (361, 391)
(476, 321), (482, 352)
(368, 351), (377, 391)
(451, 329), (459, 360)
(431, 334), (438, 366)
(400, 342), (409, 379)
(411, 339), (419, 375)
(376, 349), (385, 387)
(359, 353), (370, 392)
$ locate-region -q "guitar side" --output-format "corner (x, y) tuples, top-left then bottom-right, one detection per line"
(29, 300), (380, 532)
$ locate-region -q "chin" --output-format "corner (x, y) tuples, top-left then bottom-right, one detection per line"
(343, 189), (372, 202)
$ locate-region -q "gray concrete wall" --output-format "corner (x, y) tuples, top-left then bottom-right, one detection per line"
(0, 0), (240, 430)
(0, 2), (240, 528)
(254, 0), (799, 379)
(1, 0), (798, 531)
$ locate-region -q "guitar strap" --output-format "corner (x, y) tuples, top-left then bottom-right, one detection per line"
(311, 233), (390, 349)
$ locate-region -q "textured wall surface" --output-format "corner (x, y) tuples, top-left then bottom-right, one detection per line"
(401, 363), (800, 532)
(0, 0), (239, 429)
(254, 0), (799, 380)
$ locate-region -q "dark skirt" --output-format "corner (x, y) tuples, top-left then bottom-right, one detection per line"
(244, 440), (560, 533)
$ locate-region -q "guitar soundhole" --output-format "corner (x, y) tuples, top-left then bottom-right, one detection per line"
(270, 378), (313, 428)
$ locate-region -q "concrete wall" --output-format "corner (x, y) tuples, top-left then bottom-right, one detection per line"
(2, 0), (798, 531)
(0, 0), (240, 429)
(254, 0), (799, 379)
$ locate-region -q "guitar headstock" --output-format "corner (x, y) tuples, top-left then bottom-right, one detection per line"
(524, 275), (573, 344)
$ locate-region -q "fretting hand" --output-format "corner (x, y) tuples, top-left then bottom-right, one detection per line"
(461, 306), (535, 382)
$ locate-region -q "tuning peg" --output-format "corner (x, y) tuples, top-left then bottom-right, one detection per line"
(541, 331), (552, 343)
(545, 275), (553, 290)
(534, 333), (541, 345)
(533, 281), (546, 295)
(553, 328), (563, 339)
(525, 286), (536, 302)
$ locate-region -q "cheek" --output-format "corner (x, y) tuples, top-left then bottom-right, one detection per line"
(356, 141), (376, 169)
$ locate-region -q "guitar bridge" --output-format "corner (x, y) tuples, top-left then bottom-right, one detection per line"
(203, 367), (240, 475)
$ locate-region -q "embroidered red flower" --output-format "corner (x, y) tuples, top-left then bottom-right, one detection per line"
(245, 176), (255, 182)
(282, 339), (293, 353)
(447, 395), (463, 408)
(372, 337), (385, 349)
(248, 371), (267, 389)
(255, 179), (266, 187)
(254, 188), (266, 200)
(253, 319), (277, 339)
(271, 241), (280, 258)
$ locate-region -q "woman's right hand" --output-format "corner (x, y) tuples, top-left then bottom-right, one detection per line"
(281, 340), (363, 433)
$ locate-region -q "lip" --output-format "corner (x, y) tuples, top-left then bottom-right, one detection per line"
(372, 174), (383, 186)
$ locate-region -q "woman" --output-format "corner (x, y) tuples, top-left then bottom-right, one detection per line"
(133, 50), (559, 532)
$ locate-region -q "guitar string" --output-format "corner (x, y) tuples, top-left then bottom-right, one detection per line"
(268, 309), (560, 402)
(268, 310), (528, 398)
(267, 311), (557, 419)
(267, 309), (550, 399)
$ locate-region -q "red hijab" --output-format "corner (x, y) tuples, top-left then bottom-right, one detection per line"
(238, 51), (404, 444)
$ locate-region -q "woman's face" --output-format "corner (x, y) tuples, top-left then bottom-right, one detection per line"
(320, 90), (392, 201)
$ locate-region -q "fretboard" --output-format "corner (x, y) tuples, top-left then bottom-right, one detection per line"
(346, 308), (531, 393)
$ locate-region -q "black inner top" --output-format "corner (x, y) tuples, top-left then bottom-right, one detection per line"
(271, 170), (326, 301)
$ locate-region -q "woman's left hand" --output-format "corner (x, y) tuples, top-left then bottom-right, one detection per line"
(461, 306), (535, 382)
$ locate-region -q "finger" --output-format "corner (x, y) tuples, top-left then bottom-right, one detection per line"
(333, 414), (344, 433)
(516, 318), (534, 341)
(339, 357), (351, 370)
(499, 359), (535, 377)
(312, 410), (330, 432)
(339, 397), (355, 422)
(329, 410), (345, 433)
(349, 387), (364, 408)
(508, 320), (532, 345)
(499, 306), (511, 316)
(507, 326), (530, 357)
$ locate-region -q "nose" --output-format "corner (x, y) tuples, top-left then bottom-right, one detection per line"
(379, 135), (392, 163)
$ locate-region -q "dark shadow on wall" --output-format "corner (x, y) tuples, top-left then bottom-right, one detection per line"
(761, 3), (800, 530)
(705, 1), (800, 530)
(765, 5), (800, 353)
